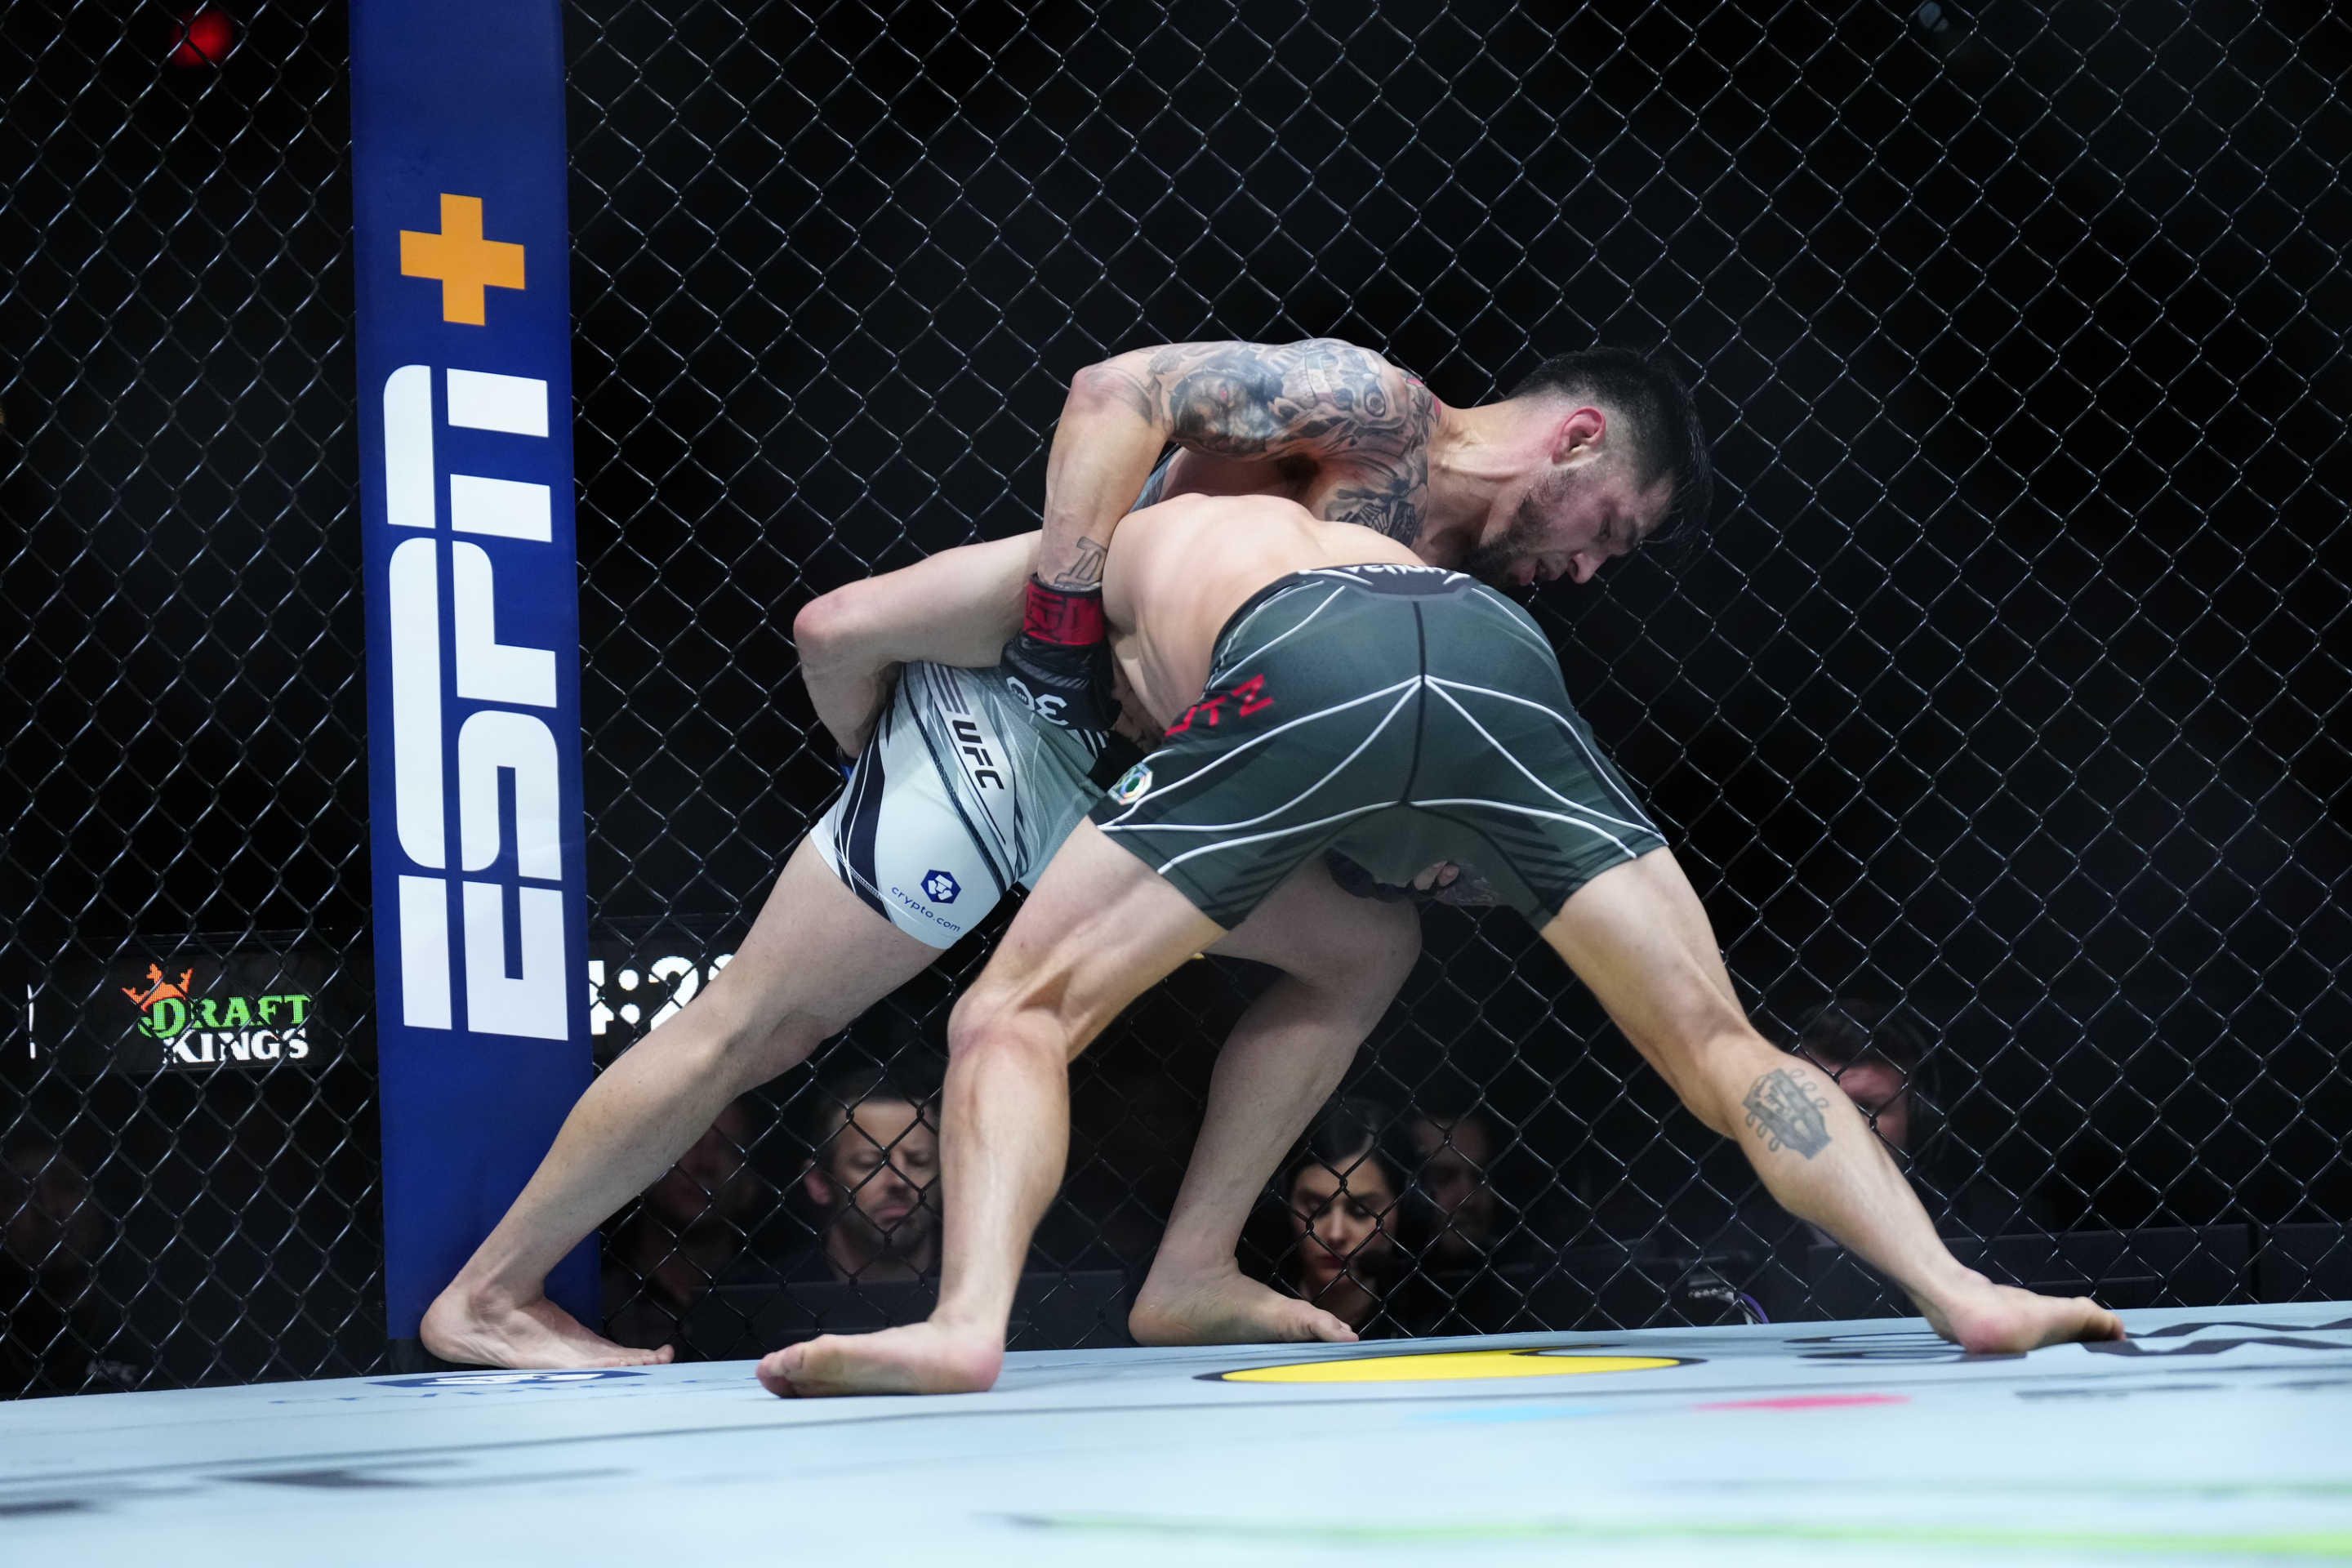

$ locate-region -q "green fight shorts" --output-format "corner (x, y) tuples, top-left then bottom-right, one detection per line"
(1090, 563), (1667, 929)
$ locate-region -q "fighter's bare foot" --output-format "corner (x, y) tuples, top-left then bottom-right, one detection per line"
(756, 1320), (1003, 1398)
(1921, 1276), (2127, 1354)
(1129, 1264), (1357, 1347)
(421, 1285), (675, 1370)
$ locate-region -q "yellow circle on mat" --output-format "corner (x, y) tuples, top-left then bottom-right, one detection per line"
(1217, 1351), (1686, 1383)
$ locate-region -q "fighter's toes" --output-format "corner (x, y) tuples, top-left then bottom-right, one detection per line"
(1940, 1283), (2127, 1354)
(1131, 1270), (1361, 1348)
(755, 1345), (804, 1396)
(1290, 1302), (1360, 1344)
(755, 1324), (1002, 1399)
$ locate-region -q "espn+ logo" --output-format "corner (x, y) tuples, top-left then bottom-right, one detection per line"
(381, 363), (570, 1040)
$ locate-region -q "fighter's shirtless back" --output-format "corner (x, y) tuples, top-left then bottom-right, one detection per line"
(1100, 494), (1423, 728)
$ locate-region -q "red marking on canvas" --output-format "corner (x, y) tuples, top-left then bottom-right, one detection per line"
(1695, 1394), (1910, 1412)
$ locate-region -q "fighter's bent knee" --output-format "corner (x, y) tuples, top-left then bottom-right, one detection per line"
(946, 973), (1092, 1067)
(944, 981), (1019, 1058)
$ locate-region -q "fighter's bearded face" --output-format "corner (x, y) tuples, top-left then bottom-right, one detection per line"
(819, 1100), (941, 1261)
(1460, 461), (1673, 590)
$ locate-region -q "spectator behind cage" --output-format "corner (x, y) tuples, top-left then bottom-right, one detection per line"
(1412, 1107), (1507, 1268)
(1273, 1098), (1426, 1337)
(1790, 998), (2047, 1238)
(602, 1099), (766, 1355)
(788, 1068), (942, 1285)
(1400, 1105), (1557, 1334)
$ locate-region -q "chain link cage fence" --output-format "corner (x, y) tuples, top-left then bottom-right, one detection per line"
(5, 0), (2348, 1392)
(2, 1), (374, 1395)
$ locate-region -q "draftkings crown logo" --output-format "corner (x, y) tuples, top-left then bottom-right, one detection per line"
(122, 964), (194, 1035)
(122, 961), (314, 1067)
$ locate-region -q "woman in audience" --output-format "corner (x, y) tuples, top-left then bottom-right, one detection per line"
(1274, 1097), (1425, 1337)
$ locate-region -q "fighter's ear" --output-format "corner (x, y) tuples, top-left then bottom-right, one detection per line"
(1549, 406), (1606, 465)
(801, 1163), (835, 1209)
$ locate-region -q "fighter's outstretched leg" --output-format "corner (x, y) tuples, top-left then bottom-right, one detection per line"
(1129, 860), (1422, 1347)
(422, 839), (938, 1369)
(1539, 849), (2125, 1355)
(760, 822), (1218, 1396)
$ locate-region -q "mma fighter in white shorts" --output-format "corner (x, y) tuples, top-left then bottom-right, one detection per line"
(422, 340), (1706, 1367)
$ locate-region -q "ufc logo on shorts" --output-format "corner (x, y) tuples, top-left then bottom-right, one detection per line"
(950, 715), (1006, 790)
(1166, 673), (1273, 737)
(381, 364), (570, 1040)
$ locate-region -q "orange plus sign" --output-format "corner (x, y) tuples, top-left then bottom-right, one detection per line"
(399, 194), (526, 326)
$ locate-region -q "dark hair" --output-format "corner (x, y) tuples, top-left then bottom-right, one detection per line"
(1277, 1097), (1432, 1250)
(1510, 345), (1715, 559)
(1789, 998), (1927, 1074)
(802, 1065), (935, 1171)
(1787, 999), (1941, 1161)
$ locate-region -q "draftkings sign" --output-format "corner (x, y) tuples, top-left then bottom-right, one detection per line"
(23, 947), (350, 1076)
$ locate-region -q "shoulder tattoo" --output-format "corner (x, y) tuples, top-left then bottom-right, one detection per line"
(1105, 340), (1438, 540)
(1321, 376), (1434, 542)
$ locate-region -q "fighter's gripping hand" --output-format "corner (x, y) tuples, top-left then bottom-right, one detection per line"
(998, 577), (1121, 733)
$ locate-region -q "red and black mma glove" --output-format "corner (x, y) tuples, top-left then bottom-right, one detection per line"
(998, 576), (1120, 733)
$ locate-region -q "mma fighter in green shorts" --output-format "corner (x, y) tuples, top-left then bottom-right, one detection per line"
(760, 493), (2128, 1396)
(424, 340), (1702, 1368)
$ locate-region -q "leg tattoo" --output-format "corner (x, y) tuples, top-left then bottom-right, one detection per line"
(1743, 1067), (1833, 1158)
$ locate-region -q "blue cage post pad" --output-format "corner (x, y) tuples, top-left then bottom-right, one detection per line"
(4, 1304), (2349, 1566)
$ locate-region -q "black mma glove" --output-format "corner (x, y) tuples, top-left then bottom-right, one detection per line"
(999, 576), (1121, 733)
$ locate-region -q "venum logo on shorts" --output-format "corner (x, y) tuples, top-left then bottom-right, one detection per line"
(1334, 561), (1452, 579)
(1166, 673), (1273, 737)
(379, 361), (572, 1040)
(1110, 762), (1153, 804)
(921, 869), (961, 904)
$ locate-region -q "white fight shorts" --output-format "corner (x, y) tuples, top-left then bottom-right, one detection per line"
(813, 662), (1105, 947)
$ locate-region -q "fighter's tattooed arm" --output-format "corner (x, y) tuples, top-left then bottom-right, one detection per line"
(1054, 537), (1108, 593)
(1036, 339), (1438, 589)
(1106, 338), (1437, 541)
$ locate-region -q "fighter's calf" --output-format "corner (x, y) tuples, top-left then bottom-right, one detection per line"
(1648, 1023), (1800, 1142)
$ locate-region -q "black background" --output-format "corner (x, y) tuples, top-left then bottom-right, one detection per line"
(0, 0), (2345, 1386)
